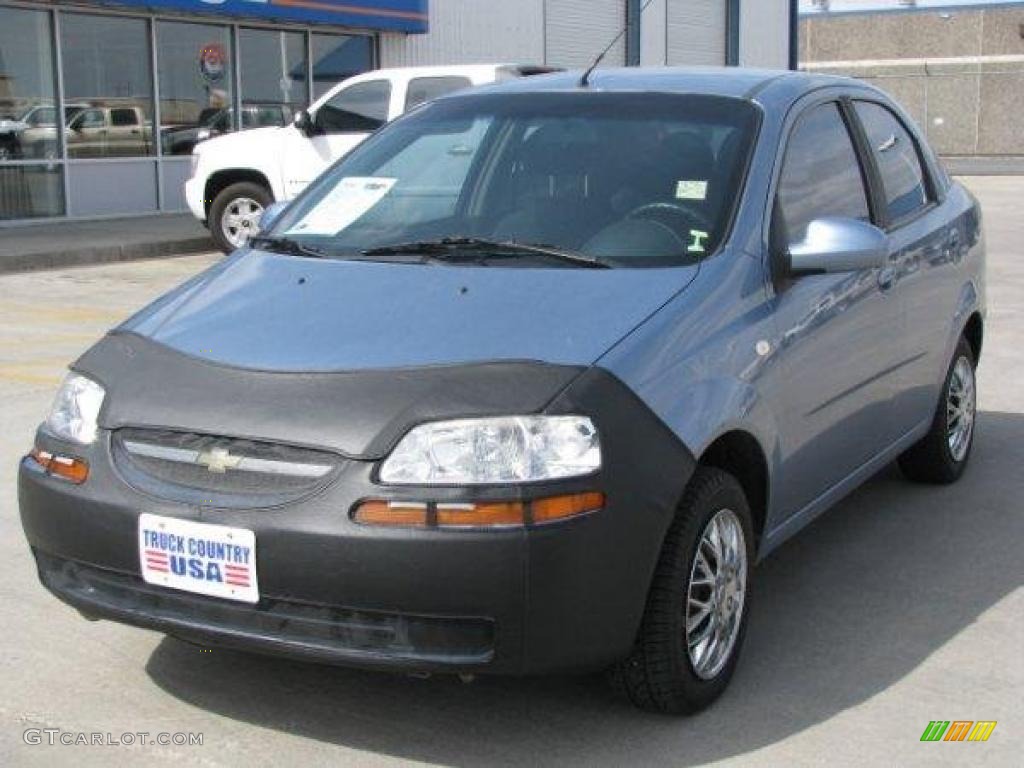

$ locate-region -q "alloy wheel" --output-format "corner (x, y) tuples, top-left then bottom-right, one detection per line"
(946, 355), (975, 462)
(686, 508), (748, 680)
(221, 197), (264, 249)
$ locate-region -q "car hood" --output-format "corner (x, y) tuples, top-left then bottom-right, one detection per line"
(75, 250), (699, 457)
(195, 125), (280, 155)
(120, 249), (699, 372)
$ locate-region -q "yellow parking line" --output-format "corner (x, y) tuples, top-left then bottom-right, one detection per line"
(0, 333), (99, 348)
(0, 368), (63, 386)
(0, 304), (126, 324)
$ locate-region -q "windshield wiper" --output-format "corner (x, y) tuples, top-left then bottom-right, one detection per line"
(361, 237), (609, 269)
(249, 234), (328, 259)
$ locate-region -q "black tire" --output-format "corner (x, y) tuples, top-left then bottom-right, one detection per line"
(610, 466), (755, 714)
(898, 336), (977, 484)
(208, 181), (272, 254)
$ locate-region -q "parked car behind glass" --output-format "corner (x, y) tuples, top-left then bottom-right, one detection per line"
(160, 104), (294, 156)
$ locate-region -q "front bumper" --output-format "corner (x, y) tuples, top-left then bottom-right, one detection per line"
(184, 175), (205, 223)
(19, 368), (695, 675)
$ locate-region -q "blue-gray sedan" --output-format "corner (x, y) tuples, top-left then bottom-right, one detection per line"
(19, 68), (985, 714)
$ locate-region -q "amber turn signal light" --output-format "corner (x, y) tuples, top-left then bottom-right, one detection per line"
(28, 447), (89, 484)
(353, 492), (604, 528)
(351, 500), (429, 527)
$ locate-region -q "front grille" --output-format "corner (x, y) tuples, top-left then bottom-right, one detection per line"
(112, 428), (343, 508)
(37, 552), (495, 666)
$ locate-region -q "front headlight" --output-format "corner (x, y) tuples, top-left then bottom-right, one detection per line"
(189, 151), (200, 177)
(379, 415), (601, 485)
(46, 373), (105, 444)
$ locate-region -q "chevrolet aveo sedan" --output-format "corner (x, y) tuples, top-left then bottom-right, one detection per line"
(19, 69), (984, 714)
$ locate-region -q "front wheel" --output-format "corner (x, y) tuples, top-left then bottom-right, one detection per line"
(610, 466), (754, 714)
(898, 336), (977, 484)
(209, 181), (272, 253)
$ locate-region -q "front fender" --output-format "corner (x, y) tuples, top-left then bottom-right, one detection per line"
(194, 127), (287, 200)
(668, 375), (779, 462)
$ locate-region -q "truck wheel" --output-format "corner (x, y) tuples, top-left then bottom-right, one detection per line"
(898, 336), (977, 484)
(209, 182), (272, 253)
(610, 466), (754, 714)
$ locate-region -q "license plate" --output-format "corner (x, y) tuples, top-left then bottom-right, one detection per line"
(138, 513), (259, 604)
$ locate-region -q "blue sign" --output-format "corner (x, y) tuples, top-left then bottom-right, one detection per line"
(83, 0), (429, 33)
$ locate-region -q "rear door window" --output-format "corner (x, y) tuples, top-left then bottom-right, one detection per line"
(854, 101), (930, 224)
(110, 108), (139, 127)
(317, 80), (392, 134)
(405, 76), (473, 111)
(776, 102), (871, 244)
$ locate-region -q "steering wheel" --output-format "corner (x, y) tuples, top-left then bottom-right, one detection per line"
(626, 201), (712, 242)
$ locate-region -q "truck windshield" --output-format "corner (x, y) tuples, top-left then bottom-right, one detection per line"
(273, 92), (759, 268)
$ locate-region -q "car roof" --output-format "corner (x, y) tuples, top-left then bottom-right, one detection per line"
(354, 63), (531, 79)
(463, 66), (872, 108)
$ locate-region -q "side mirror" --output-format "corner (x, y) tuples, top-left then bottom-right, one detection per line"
(259, 201), (288, 232)
(293, 109), (316, 137)
(788, 218), (889, 276)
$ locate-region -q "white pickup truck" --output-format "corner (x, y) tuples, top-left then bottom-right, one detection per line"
(187, 64), (555, 252)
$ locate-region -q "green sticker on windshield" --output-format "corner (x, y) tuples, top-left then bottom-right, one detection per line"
(676, 180), (708, 201)
(688, 230), (709, 253)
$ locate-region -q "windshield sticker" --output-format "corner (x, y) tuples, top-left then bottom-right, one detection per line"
(676, 180), (708, 201)
(687, 230), (709, 253)
(285, 177), (397, 236)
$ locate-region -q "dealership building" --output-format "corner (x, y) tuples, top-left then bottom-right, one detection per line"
(0, 0), (792, 225)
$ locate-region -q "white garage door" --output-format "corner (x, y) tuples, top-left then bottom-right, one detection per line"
(544, 0), (626, 68)
(667, 0), (727, 66)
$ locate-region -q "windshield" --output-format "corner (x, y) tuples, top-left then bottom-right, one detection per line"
(272, 92), (759, 268)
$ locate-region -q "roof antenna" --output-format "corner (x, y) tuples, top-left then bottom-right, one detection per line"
(579, 0), (655, 87)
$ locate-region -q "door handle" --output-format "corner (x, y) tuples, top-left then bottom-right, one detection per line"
(878, 252), (899, 290)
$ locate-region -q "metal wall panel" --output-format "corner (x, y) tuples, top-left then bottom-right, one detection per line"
(379, 0), (544, 66)
(67, 161), (158, 217)
(739, 0), (790, 68)
(666, 0), (727, 66)
(544, 0), (626, 68)
(161, 157), (192, 213)
(639, 0), (667, 65)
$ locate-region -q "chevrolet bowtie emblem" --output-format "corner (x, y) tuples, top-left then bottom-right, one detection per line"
(196, 447), (242, 473)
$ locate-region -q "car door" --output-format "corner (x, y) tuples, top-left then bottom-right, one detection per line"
(281, 79), (391, 199)
(67, 108), (106, 158)
(768, 98), (905, 518)
(108, 108), (145, 156)
(849, 99), (955, 435)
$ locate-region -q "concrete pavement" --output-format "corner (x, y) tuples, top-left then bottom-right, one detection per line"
(0, 178), (1020, 767)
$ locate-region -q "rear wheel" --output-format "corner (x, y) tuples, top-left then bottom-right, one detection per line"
(898, 336), (977, 484)
(209, 181), (272, 253)
(610, 466), (754, 714)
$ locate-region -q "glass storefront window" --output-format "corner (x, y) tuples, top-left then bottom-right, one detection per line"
(311, 34), (374, 100)
(157, 21), (233, 157)
(239, 28), (306, 133)
(0, 6), (63, 219)
(0, 165), (64, 219)
(61, 14), (154, 159)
